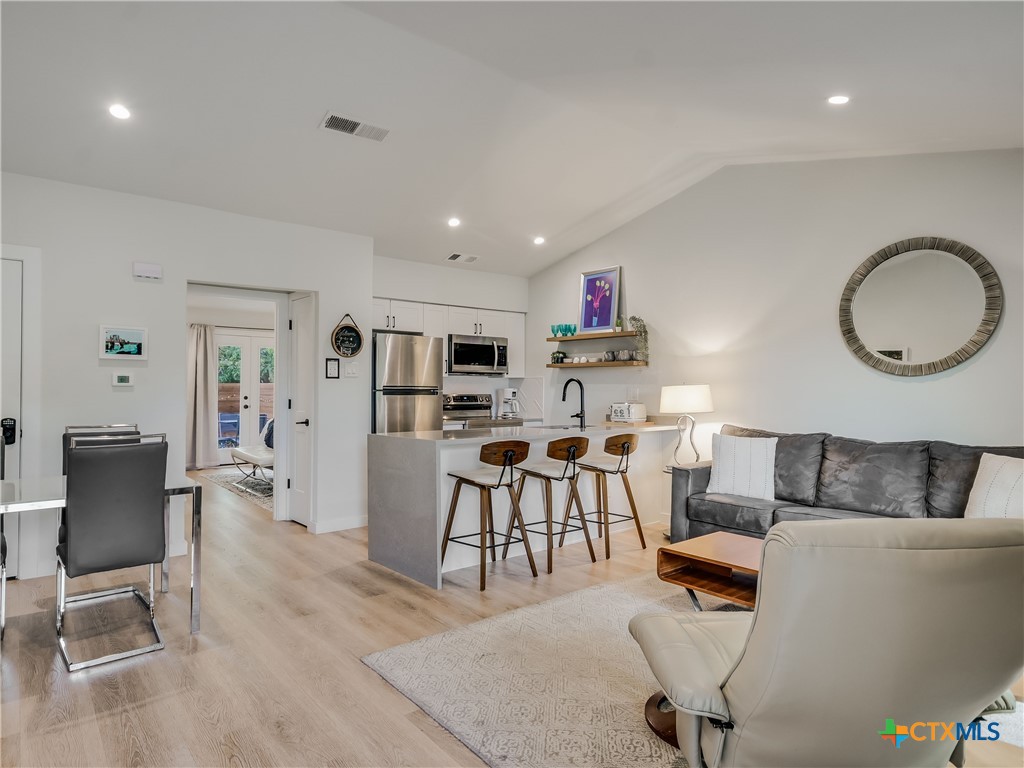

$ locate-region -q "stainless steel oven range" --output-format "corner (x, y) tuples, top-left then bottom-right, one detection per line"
(442, 394), (523, 429)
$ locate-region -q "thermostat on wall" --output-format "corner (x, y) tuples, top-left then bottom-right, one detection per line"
(112, 372), (134, 387)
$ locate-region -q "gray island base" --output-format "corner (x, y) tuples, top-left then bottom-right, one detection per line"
(368, 424), (675, 588)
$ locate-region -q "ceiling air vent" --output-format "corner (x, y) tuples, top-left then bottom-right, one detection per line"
(319, 111), (390, 142)
(447, 253), (478, 264)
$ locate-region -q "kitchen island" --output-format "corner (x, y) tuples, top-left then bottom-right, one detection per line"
(367, 423), (676, 588)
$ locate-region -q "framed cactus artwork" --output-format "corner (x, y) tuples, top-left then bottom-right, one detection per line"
(577, 266), (621, 333)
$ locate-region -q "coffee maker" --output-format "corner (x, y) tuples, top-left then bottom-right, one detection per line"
(498, 387), (521, 419)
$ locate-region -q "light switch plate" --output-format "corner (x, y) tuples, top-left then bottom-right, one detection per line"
(344, 362), (359, 378)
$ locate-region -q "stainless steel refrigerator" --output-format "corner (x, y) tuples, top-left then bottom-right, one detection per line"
(372, 333), (444, 434)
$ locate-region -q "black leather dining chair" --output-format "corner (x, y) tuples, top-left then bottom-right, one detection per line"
(57, 432), (168, 671)
(62, 424), (140, 472)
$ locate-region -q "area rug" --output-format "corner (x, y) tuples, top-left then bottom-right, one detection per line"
(362, 573), (745, 768)
(204, 469), (274, 511)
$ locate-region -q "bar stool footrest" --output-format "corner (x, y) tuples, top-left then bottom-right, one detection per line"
(448, 531), (525, 550)
(522, 519), (585, 534)
(581, 509), (635, 524)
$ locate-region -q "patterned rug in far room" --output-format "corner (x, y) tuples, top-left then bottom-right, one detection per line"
(205, 469), (274, 511)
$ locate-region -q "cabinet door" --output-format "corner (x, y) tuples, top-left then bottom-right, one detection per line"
(372, 298), (391, 330)
(447, 305), (478, 336)
(477, 309), (506, 338)
(390, 300), (424, 332)
(503, 311), (526, 378)
(422, 304), (449, 374)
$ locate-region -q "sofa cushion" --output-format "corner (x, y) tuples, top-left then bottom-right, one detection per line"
(722, 425), (828, 506)
(706, 433), (777, 501)
(817, 436), (929, 518)
(687, 519), (764, 540)
(773, 506), (886, 524)
(964, 454), (1024, 520)
(688, 493), (791, 535)
(927, 441), (1024, 518)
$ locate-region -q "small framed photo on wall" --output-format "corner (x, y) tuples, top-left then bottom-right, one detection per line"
(578, 266), (621, 333)
(99, 326), (148, 360)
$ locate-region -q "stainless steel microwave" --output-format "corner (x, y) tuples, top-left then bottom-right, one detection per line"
(448, 334), (508, 376)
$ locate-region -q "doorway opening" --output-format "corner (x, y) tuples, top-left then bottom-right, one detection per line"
(186, 284), (299, 523)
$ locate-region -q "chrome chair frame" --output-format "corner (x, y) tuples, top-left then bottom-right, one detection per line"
(56, 432), (166, 671)
(56, 561), (164, 672)
(230, 451), (274, 486)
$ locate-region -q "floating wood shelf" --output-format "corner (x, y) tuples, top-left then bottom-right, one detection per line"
(546, 330), (637, 342)
(546, 361), (648, 369)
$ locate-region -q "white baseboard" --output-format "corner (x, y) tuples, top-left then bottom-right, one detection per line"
(309, 514), (367, 534)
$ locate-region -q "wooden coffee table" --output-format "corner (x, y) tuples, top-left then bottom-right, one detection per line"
(657, 530), (762, 611)
(644, 531), (763, 747)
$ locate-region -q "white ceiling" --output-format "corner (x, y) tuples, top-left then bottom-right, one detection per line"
(3, 2), (1021, 277)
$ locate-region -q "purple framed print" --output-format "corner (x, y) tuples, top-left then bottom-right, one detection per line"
(578, 266), (621, 333)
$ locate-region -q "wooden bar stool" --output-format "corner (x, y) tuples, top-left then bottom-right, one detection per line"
(441, 440), (538, 591)
(568, 433), (646, 559)
(502, 436), (597, 574)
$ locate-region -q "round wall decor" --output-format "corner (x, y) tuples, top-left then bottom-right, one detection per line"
(838, 237), (1002, 377)
(331, 314), (364, 357)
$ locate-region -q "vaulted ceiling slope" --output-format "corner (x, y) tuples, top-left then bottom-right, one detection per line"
(3, 2), (1021, 277)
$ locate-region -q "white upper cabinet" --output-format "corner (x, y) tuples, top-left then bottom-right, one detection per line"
(374, 297), (525, 377)
(447, 305), (479, 336)
(371, 297), (390, 330)
(373, 298), (424, 332)
(503, 311), (525, 378)
(448, 306), (508, 337)
(476, 309), (507, 338)
(422, 304), (449, 371)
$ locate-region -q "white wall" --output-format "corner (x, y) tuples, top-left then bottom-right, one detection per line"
(185, 304), (276, 330)
(373, 254), (528, 312)
(528, 149), (1024, 451)
(2, 173), (374, 575)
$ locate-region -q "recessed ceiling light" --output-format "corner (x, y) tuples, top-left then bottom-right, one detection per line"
(827, 95), (850, 105)
(109, 104), (131, 119)
(533, 236), (545, 245)
(448, 217), (461, 227)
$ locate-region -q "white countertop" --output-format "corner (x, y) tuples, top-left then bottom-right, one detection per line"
(377, 422), (676, 444)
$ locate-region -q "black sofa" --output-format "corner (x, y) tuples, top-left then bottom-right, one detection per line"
(670, 424), (1024, 542)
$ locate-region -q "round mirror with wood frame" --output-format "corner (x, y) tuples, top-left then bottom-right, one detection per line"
(839, 237), (1002, 376)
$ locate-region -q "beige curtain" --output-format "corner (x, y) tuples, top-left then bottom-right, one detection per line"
(186, 323), (219, 469)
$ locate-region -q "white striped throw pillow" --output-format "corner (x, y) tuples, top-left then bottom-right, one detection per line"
(965, 453), (1024, 519)
(706, 433), (777, 501)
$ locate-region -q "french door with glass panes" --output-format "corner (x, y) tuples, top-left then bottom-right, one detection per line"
(216, 331), (275, 465)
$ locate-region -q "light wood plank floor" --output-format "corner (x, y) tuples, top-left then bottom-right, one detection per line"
(1, 473), (1019, 767)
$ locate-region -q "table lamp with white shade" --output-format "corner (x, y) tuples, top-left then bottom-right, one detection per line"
(660, 384), (714, 464)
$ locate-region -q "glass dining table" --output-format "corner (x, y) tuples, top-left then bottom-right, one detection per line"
(0, 475), (202, 633)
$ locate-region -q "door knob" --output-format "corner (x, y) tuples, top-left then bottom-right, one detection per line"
(296, 419), (310, 426)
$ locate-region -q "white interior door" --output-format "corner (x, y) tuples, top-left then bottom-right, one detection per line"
(289, 294), (315, 526)
(1, 258), (23, 577)
(215, 332), (275, 464)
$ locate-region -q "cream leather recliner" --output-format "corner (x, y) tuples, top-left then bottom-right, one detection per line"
(629, 519), (1023, 768)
